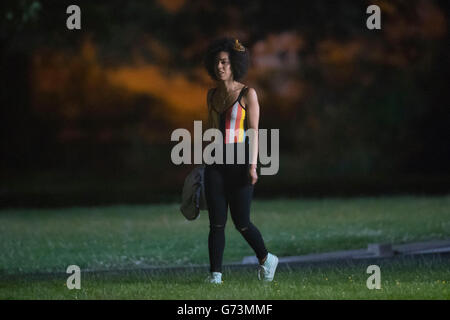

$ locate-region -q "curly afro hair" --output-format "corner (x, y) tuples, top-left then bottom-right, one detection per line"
(203, 37), (250, 81)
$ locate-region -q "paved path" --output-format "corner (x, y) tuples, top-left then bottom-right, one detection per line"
(2, 239), (450, 280)
(241, 239), (450, 264)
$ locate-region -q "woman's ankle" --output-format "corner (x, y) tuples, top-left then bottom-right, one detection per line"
(259, 254), (268, 265)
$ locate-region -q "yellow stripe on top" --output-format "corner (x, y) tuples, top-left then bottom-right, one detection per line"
(237, 107), (245, 142)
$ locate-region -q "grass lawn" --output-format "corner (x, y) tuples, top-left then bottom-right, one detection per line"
(0, 195), (449, 299)
(1, 256), (449, 299)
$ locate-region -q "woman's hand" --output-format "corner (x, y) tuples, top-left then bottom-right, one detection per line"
(249, 165), (258, 185)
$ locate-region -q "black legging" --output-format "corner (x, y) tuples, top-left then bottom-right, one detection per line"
(204, 163), (268, 272)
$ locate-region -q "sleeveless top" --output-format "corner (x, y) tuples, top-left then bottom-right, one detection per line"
(208, 86), (250, 164)
(209, 86), (249, 144)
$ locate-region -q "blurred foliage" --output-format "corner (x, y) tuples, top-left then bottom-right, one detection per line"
(0, 0), (449, 205)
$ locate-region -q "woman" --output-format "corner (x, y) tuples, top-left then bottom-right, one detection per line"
(203, 37), (278, 284)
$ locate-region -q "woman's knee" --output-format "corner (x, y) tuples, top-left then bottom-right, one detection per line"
(210, 223), (226, 232)
(235, 223), (250, 233)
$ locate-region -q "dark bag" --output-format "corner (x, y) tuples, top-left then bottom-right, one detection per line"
(180, 165), (207, 220)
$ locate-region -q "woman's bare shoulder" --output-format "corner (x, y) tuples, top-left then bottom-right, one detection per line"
(244, 86), (257, 96)
(242, 86), (258, 107)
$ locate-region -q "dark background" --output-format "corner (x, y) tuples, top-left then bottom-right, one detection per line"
(1, 0), (449, 207)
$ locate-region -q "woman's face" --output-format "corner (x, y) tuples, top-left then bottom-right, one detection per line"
(215, 51), (233, 81)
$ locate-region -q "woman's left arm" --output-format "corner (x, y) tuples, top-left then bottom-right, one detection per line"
(245, 88), (260, 185)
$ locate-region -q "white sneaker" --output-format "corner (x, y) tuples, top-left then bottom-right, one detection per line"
(207, 272), (223, 284)
(257, 253), (278, 282)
